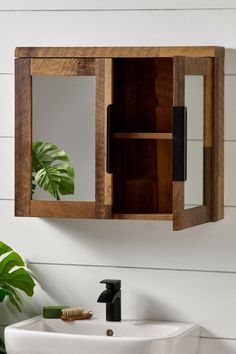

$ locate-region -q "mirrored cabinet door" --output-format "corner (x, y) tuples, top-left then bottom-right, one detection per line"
(15, 58), (112, 218)
(172, 56), (224, 230)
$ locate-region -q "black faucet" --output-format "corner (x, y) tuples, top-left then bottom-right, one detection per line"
(97, 279), (121, 322)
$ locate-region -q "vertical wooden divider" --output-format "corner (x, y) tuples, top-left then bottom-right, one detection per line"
(203, 58), (213, 220)
(172, 57), (185, 230)
(95, 59), (113, 218)
(15, 59), (32, 216)
(155, 59), (173, 213)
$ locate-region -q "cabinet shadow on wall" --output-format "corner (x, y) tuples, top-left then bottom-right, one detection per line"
(225, 48), (236, 73)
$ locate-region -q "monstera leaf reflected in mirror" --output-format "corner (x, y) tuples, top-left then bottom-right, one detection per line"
(32, 141), (75, 200)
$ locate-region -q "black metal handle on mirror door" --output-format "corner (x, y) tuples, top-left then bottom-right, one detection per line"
(106, 104), (113, 174)
(173, 106), (187, 182)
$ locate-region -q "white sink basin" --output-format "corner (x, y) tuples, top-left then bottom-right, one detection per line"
(5, 316), (199, 354)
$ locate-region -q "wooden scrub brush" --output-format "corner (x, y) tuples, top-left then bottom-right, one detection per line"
(61, 307), (94, 321)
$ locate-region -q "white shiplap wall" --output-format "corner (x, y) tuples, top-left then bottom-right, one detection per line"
(1, 2), (236, 354)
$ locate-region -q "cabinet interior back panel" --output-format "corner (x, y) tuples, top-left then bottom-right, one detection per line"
(113, 58), (172, 214)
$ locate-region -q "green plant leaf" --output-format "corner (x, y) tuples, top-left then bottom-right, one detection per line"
(0, 338), (5, 353)
(0, 288), (8, 302)
(0, 242), (12, 257)
(0, 242), (35, 311)
(32, 141), (75, 200)
(0, 252), (25, 275)
(6, 286), (22, 312)
(4, 268), (35, 296)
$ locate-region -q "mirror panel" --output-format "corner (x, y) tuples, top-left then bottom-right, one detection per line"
(184, 75), (204, 209)
(32, 76), (95, 201)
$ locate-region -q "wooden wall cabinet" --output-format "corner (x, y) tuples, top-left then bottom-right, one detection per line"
(15, 46), (224, 230)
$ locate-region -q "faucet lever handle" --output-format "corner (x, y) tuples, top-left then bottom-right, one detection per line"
(100, 279), (121, 291)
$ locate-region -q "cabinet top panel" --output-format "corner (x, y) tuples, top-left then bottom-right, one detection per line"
(15, 46), (224, 58)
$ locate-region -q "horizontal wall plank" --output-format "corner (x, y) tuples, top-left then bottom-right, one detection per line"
(1, 201), (236, 272)
(0, 75), (14, 136)
(0, 139), (14, 199)
(1, 0), (236, 11)
(199, 338), (236, 354)
(0, 11), (234, 73)
(2, 264), (236, 339)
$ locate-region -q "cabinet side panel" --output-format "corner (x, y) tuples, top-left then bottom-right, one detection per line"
(15, 58), (32, 216)
(212, 57), (224, 220)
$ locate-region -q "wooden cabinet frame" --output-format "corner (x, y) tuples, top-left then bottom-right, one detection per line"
(173, 56), (224, 230)
(15, 57), (112, 218)
(15, 46), (224, 230)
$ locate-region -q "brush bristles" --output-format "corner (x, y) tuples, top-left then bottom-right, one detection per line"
(61, 307), (84, 317)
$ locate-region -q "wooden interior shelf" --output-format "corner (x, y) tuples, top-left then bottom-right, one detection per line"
(112, 132), (172, 140)
(113, 213), (173, 220)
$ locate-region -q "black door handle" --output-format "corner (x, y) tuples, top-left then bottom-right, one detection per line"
(106, 104), (113, 174)
(173, 106), (187, 181)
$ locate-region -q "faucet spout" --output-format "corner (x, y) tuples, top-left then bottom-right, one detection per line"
(97, 279), (121, 322)
(97, 289), (114, 303)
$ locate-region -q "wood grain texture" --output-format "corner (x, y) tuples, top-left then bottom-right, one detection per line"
(14, 48), (224, 226)
(15, 58), (32, 216)
(155, 58), (173, 213)
(172, 181), (185, 230)
(179, 205), (208, 228)
(30, 201), (96, 218)
(204, 59), (213, 148)
(185, 57), (209, 75)
(172, 57), (185, 230)
(185, 58), (212, 223)
(172, 57), (219, 230)
(31, 59), (95, 76)
(204, 59), (213, 220)
(103, 59), (113, 208)
(212, 58), (224, 221)
(112, 59), (159, 214)
(15, 46), (224, 59)
(113, 132), (172, 139)
(113, 213), (173, 220)
(95, 59), (113, 218)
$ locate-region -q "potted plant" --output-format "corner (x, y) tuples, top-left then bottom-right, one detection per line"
(0, 242), (36, 353)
